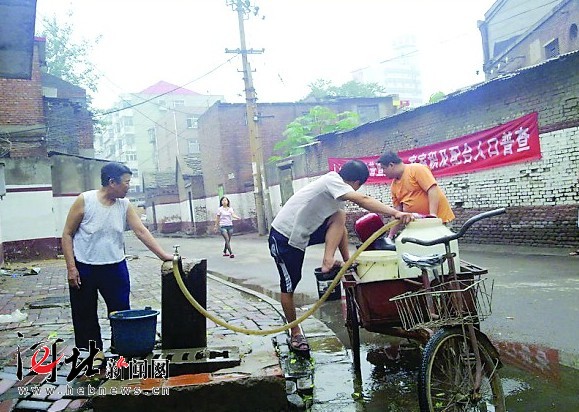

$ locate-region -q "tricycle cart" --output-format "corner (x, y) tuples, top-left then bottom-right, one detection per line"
(343, 209), (507, 411)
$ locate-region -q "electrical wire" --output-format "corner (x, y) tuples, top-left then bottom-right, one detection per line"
(0, 54), (240, 139)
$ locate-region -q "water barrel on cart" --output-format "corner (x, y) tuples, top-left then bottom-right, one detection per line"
(314, 267), (342, 301)
(355, 251), (399, 282)
(396, 218), (460, 278)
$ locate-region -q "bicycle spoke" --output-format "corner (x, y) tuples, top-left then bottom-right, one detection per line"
(420, 329), (505, 412)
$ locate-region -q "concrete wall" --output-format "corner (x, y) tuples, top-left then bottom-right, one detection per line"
(0, 154), (108, 262)
(1, 158), (54, 260)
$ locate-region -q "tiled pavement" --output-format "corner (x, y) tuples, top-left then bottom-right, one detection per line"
(0, 253), (290, 411)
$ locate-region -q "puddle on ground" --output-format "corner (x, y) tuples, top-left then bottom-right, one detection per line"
(313, 299), (579, 412)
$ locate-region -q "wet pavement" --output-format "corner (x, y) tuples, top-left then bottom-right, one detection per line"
(0, 240), (352, 411)
(147, 231), (579, 410)
(0, 230), (578, 411)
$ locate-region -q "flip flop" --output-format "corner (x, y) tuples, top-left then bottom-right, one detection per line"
(288, 334), (310, 356)
(93, 351), (106, 370)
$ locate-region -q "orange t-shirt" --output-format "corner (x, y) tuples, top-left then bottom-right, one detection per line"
(390, 163), (455, 222)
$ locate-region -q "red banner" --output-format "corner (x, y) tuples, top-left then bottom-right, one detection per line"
(328, 112), (541, 184)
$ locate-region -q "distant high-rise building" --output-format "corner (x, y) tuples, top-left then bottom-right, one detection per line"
(352, 35), (423, 107)
(95, 81), (223, 196)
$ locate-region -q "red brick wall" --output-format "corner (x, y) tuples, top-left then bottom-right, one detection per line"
(44, 100), (94, 155)
(0, 44), (44, 126)
(198, 100), (395, 198)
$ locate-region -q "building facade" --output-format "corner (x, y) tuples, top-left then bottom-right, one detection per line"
(95, 81), (223, 198)
(0, 35), (96, 262)
(352, 35), (423, 107)
(197, 97), (398, 200)
(479, 0), (579, 79)
(143, 96), (399, 233)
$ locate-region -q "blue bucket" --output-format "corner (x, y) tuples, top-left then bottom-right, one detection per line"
(109, 308), (159, 357)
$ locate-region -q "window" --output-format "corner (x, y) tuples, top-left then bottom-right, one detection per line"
(570, 24), (578, 41)
(186, 117), (198, 129)
(126, 152), (137, 161)
(158, 100), (167, 111)
(122, 117), (133, 126)
(188, 140), (200, 154)
(544, 38), (559, 59)
(148, 128), (156, 143)
(130, 168), (139, 178)
(174, 100), (185, 107)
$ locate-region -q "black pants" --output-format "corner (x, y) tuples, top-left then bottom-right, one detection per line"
(69, 260), (130, 351)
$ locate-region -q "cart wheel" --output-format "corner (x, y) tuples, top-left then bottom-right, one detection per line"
(418, 327), (505, 412)
(345, 288), (361, 374)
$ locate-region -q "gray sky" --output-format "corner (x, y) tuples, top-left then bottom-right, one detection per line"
(35, 0), (496, 109)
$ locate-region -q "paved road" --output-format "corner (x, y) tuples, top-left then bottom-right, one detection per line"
(144, 232), (579, 359)
(0, 242), (297, 411)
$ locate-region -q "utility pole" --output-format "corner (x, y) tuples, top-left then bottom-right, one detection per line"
(226, 0), (270, 235)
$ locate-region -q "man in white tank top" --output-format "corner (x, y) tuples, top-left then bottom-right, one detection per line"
(62, 162), (173, 364)
(268, 160), (414, 355)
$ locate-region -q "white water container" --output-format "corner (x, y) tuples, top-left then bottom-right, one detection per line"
(355, 251), (399, 282)
(395, 218), (460, 278)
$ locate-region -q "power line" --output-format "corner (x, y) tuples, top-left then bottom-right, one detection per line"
(98, 54), (239, 117)
(0, 54), (240, 138)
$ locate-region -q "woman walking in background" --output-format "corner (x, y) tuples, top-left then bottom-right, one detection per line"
(215, 196), (240, 258)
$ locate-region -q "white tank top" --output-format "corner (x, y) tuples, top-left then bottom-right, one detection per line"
(73, 190), (130, 265)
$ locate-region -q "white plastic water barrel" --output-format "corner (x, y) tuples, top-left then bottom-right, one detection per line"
(355, 251), (399, 282)
(395, 218), (460, 278)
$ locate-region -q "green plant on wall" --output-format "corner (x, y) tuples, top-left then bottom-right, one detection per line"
(270, 106), (359, 162)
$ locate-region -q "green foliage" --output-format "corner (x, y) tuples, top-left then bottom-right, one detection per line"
(39, 11), (101, 98)
(270, 106), (359, 161)
(429, 91), (446, 103)
(305, 79), (386, 101)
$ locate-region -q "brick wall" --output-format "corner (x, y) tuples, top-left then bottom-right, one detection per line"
(486, 0), (579, 78)
(298, 51), (579, 247)
(0, 43), (44, 126)
(197, 98), (396, 198)
(0, 40), (46, 158)
(44, 99), (93, 155)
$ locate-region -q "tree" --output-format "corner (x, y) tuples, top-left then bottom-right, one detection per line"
(270, 106), (359, 161)
(304, 79), (386, 101)
(39, 11), (101, 98)
(429, 91), (446, 103)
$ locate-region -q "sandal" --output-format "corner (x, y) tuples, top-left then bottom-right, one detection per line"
(93, 351), (106, 370)
(288, 334), (310, 354)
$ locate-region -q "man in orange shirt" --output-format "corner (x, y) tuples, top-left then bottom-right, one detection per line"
(377, 151), (455, 237)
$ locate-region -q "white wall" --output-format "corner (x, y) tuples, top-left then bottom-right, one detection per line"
(1, 186), (56, 241)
